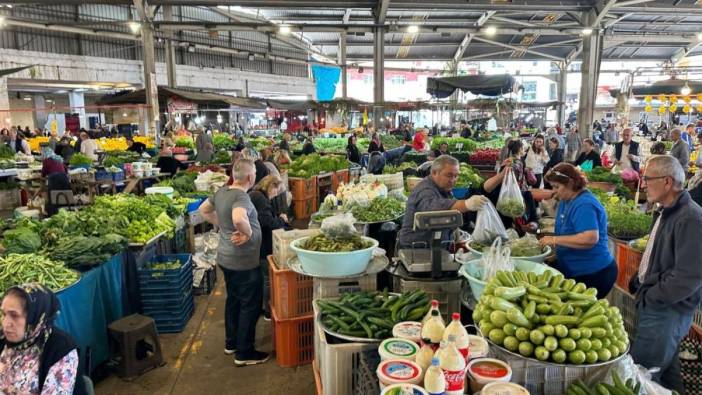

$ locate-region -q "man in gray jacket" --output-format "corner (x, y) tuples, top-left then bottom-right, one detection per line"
(669, 128), (690, 170)
(630, 155), (702, 392)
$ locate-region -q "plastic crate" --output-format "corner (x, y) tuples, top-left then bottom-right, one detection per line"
(174, 227), (187, 253)
(332, 169), (349, 193)
(269, 255), (314, 319)
(606, 285), (637, 338)
(314, 308), (381, 395)
(292, 197), (317, 220)
(615, 243), (642, 289)
(151, 298), (195, 334)
(312, 274), (377, 300)
(272, 228), (321, 269)
(138, 254), (193, 289)
(289, 176), (317, 200)
(271, 307), (314, 367)
(193, 266), (217, 295)
(352, 347), (381, 395)
(143, 293), (194, 318)
(112, 170), (125, 182)
(95, 169), (112, 181)
(349, 166), (362, 183)
(392, 276), (462, 323)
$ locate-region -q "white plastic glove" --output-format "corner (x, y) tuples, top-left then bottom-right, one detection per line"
(464, 195), (489, 211)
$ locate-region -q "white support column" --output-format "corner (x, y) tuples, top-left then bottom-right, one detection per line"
(134, 0), (159, 137)
(0, 77), (10, 129)
(34, 95), (48, 131)
(557, 62), (568, 126)
(164, 5), (177, 89)
(373, 27), (385, 129)
(339, 31), (348, 99)
(68, 91), (86, 129)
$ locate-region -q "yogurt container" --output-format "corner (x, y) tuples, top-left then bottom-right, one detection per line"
(467, 358), (512, 393)
(379, 338), (420, 361)
(380, 383), (429, 395)
(393, 321), (422, 344)
(467, 335), (489, 359)
(377, 359), (423, 390)
(480, 382), (530, 395)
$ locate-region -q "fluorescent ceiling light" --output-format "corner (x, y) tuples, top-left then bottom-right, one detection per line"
(128, 21), (141, 34)
(582, 28), (593, 36)
(484, 26), (497, 36)
(407, 25), (419, 34)
(279, 25), (292, 35)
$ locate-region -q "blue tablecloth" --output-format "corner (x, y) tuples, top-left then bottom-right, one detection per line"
(55, 253), (125, 373)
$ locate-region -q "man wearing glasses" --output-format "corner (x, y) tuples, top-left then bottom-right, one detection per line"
(629, 155), (702, 392)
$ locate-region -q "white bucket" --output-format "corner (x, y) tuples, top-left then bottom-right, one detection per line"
(145, 186), (174, 199)
(378, 338), (419, 361)
(392, 322), (422, 345)
(479, 382), (530, 395)
(467, 358), (512, 393)
(380, 383), (429, 395)
(466, 335), (489, 360)
(376, 359), (422, 390)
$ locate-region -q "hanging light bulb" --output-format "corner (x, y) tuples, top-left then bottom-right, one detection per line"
(217, 113), (223, 124)
(681, 82), (692, 96)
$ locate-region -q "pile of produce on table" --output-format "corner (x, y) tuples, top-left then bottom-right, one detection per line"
(212, 133), (236, 151)
(473, 270), (629, 365)
(0, 254), (80, 294)
(175, 137), (195, 149)
(287, 154), (349, 178)
(102, 151), (140, 168)
(456, 163), (484, 189)
(468, 148), (500, 166)
(567, 371), (643, 395)
(0, 144), (16, 160)
(497, 197), (526, 218)
(211, 150), (231, 164)
(383, 162), (416, 174)
(249, 137), (273, 152)
(45, 233), (127, 269)
(336, 181), (388, 205)
(1, 221), (42, 254)
(69, 153), (93, 167)
(317, 289), (430, 339)
(470, 235), (545, 257)
(298, 233), (372, 252)
(156, 172), (197, 195)
(596, 194), (651, 240)
(351, 196), (405, 223)
(430, 137), (477, 152)
(588, 167), (622, 184)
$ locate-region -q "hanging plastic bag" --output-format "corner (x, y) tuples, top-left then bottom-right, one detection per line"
(580, 159), (594, 172)
(480, 238), (514, 282)
(472, 201), (508, 245)
(321, 212), (359, 240)
(496, 168), (526, 218)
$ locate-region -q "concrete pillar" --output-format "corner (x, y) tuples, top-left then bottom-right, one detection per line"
(557, 62), (568, 127)
(164, 5), (177, 89)
(576, 11), (603, 139)
(0, 77), (10, 129)
(373, 27), (385, 129)
(34, 95), (48, 131)
(338, 32), (348, 99)
(142, 22), (159, 137)
(68, 91), (86, 129)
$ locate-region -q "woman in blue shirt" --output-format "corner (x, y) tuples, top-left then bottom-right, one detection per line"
(539, 163), (617, 297)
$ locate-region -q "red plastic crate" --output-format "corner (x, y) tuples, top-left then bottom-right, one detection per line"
(332, 169), (350, 193)
(268, 255), (314, 319)
(292, 197), (317, 219)
(615, 243), (642, 289)
(271, 307), (314, 367)
(289, 176), (317, 200)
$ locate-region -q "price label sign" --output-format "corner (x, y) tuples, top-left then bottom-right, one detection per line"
(455, 143), (464, 151)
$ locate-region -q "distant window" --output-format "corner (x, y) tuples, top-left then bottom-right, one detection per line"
(522, 81), (537, 101)
(549, 83), (557, 101)
(390, 75), (406, 85)
(363, 74), (373, 84)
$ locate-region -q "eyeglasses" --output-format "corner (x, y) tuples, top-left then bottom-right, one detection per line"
(547, 169), (571, 179)
(641, 175), (668, 183)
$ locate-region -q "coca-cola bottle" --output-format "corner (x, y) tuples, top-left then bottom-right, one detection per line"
(442, 312), (470, 361)
(440, 335), (467, 395)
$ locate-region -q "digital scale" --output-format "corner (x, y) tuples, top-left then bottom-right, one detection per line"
(395, 210), (464, 279)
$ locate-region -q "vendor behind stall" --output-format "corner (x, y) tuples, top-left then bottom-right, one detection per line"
(539, 163), (617, 297)
(398, 155), (488, 248)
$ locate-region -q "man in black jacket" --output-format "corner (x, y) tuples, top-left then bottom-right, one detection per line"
(629, 155), (702, 392)
(613, 128), (641, 171)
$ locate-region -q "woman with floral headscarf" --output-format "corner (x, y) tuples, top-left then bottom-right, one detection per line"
(1, 283), (86, 395)
(41, 146), (67, 178)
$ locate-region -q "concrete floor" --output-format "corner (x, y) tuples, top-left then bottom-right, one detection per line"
(96, 269), (315, 395)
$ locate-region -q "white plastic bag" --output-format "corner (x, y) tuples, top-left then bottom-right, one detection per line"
(472, 201), (508, 245)
(496, 168), (526, 218)
(321, 212), (359, 240)
(480, 238), (514, 282)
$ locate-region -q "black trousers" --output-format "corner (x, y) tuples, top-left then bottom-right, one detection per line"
(571, 260), (618, 298)
(221, 265), (262, 356)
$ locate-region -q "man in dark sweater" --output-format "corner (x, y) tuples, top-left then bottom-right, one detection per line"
(629, 155), (702, 392)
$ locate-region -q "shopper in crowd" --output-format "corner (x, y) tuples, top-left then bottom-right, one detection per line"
(546, 127), (565, 156)
(249, 175), (289, 321)
(78, 132), (98, 161)
(612, 128), (641, 172)
(629, 155), (702, 392)
(573, 139), (602, 169)
(47, 133), (58, 152)
(459, 121), (472, 138)
(497, 136), (514, 166)
(240, 148), (269, 186)
(274, 149), (292, 168)
(669, 128), (690, 170)
(694, 132), (702, 169)
(346, 135), (361, 164)
(195, 130), (214, 163)
(539, 163), (617, 297)
(40, 147), (66, 178)
(198, 159), (267, 366)
(430, 142), (449, 160)
(162, 132), (176, 150)
(156, 149), (188, 176)
(525, 134), (549, 187)
(279, 132), (291, 152)
(368, 132), (385, 153)
(301, 137), (316, 155)
(683, 123), (696, 152)
(398, 155), (489, 247)
(638, 122), (650, 136)
(234, 136), (246, 152)
(55, 137), (75, 164)
(6, 127), (31, 155)
(565, 128), (581, 163)
(604, 124), (619, 146)
(543, 137), (564, 184)
(126, 137), (147, 155)
(0, 283), (87, 395)
(650, 142), (667, 155)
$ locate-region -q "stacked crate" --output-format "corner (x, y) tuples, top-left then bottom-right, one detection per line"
(289, 176), (317, 219)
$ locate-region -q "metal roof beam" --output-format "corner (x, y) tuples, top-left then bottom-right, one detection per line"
(374, 0), (390, 24)
(591, 0), (618, 28)
(342, 8), (352, 24)
(611, 6), (702, 15)
(472, 35), (563, 61)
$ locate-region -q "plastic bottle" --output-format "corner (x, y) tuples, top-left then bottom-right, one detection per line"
(415, 343), (435, 374)
(442, 313), (470, 361)
(424, 358), (446, 395)
(422, 300), (444, 326)
(439, 335), (467, 395)
(420, 310), (446, 351)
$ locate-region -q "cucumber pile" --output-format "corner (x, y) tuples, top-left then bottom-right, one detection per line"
(568, 371), (644, 395)
(472, 270), (629, 365)
(317, 289), (430, 339)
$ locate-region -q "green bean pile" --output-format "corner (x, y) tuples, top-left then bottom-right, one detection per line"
(299, 234), (373, 252)
(0, 254), (80, 294)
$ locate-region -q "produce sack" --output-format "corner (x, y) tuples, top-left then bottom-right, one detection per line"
(321, 212), (359, 240)
(472, 201), (508, 245)
(480, 238), (513, 282)
(496, 168), (526, 218)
